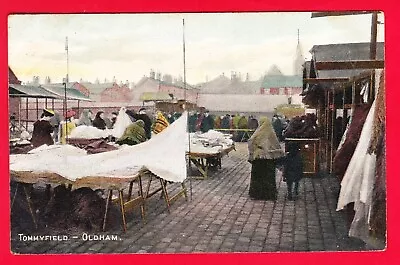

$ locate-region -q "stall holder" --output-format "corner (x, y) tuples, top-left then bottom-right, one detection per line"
(284, 138), (320, 176)
(188, 145), (235, 179)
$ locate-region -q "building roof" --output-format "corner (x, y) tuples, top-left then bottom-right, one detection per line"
(80, 82), (117, 94)
(8, 67), (21, 85)
(9, 84), (60, 99)
(310, 42), (385, 79)
(41, 84), (91, 101)
(266, 64), (283, 76)
(198, 75), (262, 94)
(197, 75), (231, 94)
(197, 94), (291, 113)
(139, 92), (174, 102)
(261, 75), (302, 89)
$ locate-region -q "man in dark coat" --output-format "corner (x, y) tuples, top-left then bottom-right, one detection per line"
(279, 142), (304, 200)
(221, 114), (231, 129)
(247, 115), (259, 130)
(200, 110), (214, 133)
(188, 112), (198, 133)
(125, 109), (137, 122)
(272, 114), (284, 141)
(30, 109), (55, 147)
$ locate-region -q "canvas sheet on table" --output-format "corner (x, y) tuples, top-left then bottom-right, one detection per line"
(189, 130), (234, 155)
(10, 112), (188, 183)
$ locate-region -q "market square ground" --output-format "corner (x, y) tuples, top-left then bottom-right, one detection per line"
(10, 143), (371, 254)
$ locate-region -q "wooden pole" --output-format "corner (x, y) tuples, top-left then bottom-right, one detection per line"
(25, 98), (28, 130)
(36, 98), (39, 120)
(370, 12), (378, 60)
(183, 18), (192, 201)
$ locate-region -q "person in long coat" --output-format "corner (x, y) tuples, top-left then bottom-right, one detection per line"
(237, 114), (248, 141)
(248, 118), (285, 200)
(152, 111), (170, 135)
(200, 111), (214, 133)
(136, 108), (153, 140)
(77, 109), (93, 126)
(272, 114), (284, 141)
(221, 114), (231, 130)
(60, 110), (77, 145)
(30, 109), (55, 147)
(214, 115), (222, 129)
(116, 120), (147, 145)
(92, 111), (107, 130)
(49, 111), (61, 143)
(279, 142), (304, 200)
(188, 112), (198, 133)
(247, 115), (259, 130)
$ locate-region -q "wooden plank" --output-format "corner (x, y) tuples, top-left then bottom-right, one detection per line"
(304, 78), (350, 84)
(123, 197), (145, 212)
(315, 60), (384, 70)
(311, 11), (377, 18)
(168, 189), (187, 204)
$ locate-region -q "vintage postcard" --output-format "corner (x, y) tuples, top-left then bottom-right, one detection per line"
(8, 11), (387, 258)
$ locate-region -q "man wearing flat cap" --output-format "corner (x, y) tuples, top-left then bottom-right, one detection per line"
(30, 108), (55, 147)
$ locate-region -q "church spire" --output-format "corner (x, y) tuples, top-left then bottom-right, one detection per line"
(293, 29), (305, 75)
(297, 28), (300, 44)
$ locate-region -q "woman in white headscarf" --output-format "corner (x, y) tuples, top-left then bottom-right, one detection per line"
(78, 109), (93, 126)
(248, 118), (285, 200)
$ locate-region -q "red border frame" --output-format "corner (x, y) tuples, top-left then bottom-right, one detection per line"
(1, 1), (399, 264)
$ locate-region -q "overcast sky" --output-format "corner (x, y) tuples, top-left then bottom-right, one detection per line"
(8, 12), (384, 85)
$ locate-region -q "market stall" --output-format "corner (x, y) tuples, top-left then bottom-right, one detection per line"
(301, 24), (386, 247)
(10, 112), (189, 232)
(188, 130), (235, 179)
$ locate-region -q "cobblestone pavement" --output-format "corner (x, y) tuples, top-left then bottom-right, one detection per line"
(11, 143), (367, 254)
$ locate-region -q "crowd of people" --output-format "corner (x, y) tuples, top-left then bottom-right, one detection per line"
(27, 107), (292, 149)
(29, 107), (166, 147)
(23, 107), (304, 202)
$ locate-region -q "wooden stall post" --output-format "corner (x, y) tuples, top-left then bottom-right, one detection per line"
(77, 100), (80, 118)
(25, 98), (28, 130)
(330, 88), (336, 173)
(36, 98), (39, 120)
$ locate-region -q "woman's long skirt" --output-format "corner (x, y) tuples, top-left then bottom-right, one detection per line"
(249, 159), (277, 200)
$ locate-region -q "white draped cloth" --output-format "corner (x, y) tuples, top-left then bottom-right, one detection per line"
(69, 107), (133, 139)
(336, 100), (377, 243)
(337, 100), (377, 210)
(10, 112), (188, 183)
